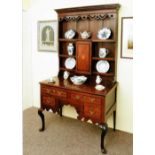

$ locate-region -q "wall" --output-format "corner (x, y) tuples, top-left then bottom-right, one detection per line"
(23, 11), (33, 109)
(23, 0), (133, 133)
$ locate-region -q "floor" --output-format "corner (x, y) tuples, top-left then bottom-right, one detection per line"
(23, 107), (133, 155)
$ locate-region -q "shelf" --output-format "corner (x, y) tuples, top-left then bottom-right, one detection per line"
(92, 39), (116, 43)
(59, 54), (76, 58)
(59, 38), (76, 42)
(92, 57), (115, 61)
(60, 67), (76, 72)
(92, 72), (114, 76)
(59, 38), (115, 43)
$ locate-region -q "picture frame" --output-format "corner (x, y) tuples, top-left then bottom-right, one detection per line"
(121, 17), (133, 59)
(38, 20), (58, 52)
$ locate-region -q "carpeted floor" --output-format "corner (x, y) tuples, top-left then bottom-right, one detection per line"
(23, 107), (133, 155)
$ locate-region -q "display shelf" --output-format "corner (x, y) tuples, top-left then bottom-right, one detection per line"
(59, 54), (76, 58)
(92, 57), (115, 61)
(92, 72), (114, 76)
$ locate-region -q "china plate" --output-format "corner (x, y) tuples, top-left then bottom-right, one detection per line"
(97, 28), (111, 40)
(64, 29), (76, 39)
(96, 60), (110, 73)
(65, 57), (76, 69)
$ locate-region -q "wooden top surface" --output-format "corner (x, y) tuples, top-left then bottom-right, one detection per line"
(40, 77), (117, 96)
(55, 4), (120, 13)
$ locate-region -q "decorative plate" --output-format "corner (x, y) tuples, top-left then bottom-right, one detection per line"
(65, 57), (76, 69)
(64, 29), (76, 39)
(97, 28), (111, 40)
(96, 60), (110, 73)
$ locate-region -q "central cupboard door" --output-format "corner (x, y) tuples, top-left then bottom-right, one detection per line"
(76, 41), (92, 74)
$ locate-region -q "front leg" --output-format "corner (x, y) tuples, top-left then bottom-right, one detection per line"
(38, 108), (45, 131)
(101, 123), (108, 154)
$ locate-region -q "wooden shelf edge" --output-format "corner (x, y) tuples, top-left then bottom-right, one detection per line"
(92, 39), (116, 43)
(59, 54), (76, 58)
(60, 67), (76, 71)
(59, 38), (116, 43)
(92, 72), (114, 76)
(92, 57), (115, 61)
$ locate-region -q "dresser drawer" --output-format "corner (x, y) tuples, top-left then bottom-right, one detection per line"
(84, 96), (102, 120)
(83, 96), (101, 104)
(42, 95), (56, 107)
(70, 93), (83, 102)
(41, 86), (67, 98)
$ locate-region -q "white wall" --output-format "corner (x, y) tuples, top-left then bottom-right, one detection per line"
(23, 11), (33, 110)
(23, 0), (133, 133)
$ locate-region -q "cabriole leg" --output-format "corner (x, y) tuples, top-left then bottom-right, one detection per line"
(38, 108), (45, 131)
(101, 123), (108, 154)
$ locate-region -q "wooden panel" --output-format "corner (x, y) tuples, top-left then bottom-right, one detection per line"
(76, 41), (91, 74)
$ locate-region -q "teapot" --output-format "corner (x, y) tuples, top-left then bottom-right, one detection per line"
(80, 31), (91, 39)
(96, 75), (102, 84)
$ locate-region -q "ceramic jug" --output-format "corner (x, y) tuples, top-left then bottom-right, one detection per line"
(63, 71), (70, 80)
(99, 48), (109, 58)
(96, 75), (102, 84)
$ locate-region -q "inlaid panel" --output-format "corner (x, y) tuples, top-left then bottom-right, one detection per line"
(76, 41), (91, 74)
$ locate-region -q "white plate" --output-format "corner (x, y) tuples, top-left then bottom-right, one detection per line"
(97, 28), (111, 40)
(95, 85), (105, 91)
(64, 29), (76, 39)
(96, 60), (110, 73)
(65, 57), (76, 69)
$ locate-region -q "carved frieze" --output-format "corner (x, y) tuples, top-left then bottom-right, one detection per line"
(59, 13), (114, 22)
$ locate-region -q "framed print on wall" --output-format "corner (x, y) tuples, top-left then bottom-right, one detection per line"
(38, 20), (58, 52)
(121, 17), (133, 59)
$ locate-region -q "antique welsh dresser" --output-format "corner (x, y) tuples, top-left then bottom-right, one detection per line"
(38, 4), (120, 154)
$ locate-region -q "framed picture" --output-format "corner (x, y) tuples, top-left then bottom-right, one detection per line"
(121, 17), (133, 59)
(38, 20), (58, 51)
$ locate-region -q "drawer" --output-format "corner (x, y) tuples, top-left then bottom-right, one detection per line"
(84, 96), (102, 120)
(83, 96), (101, 104)
(42, 95), (56, 107)
(41, 86), (67, 98)
(70, 93), (83, 102)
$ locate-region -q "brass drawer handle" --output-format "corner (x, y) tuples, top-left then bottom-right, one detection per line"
(52, 89), (56, 93)
(90, 98), (95, 103)
(76, 95), (80, 100)
(90, 110), (94, 115)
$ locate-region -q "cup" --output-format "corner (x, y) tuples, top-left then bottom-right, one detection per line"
(99, 48), (108, 58)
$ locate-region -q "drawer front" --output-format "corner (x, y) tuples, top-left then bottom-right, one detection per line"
(84, 96), (102, 120)
(42, 95), (56, 107)
(70, 93), (83, 102)
(84, 96), (101, 104)
(41, 86), (67, 98)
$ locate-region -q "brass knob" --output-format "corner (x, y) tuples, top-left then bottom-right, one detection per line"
(90, 110), (94, 115)
(76, 95), (80, 100)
